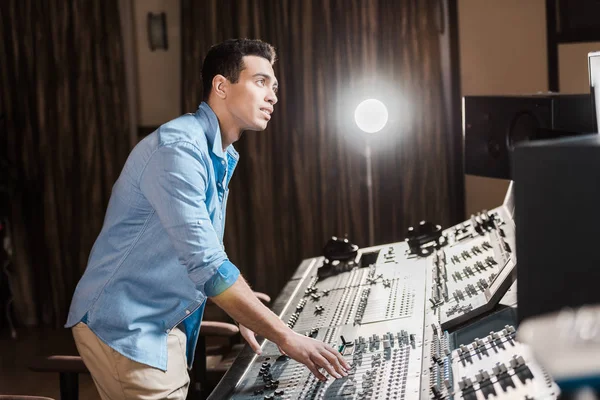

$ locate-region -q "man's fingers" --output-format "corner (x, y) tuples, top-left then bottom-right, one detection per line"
(311, 354), (342, 379)
(307, 361), (327, 382)
(240, 327), (262, 354)
(246, 334), (262, 354)
(321, 347), (348, 375)
(325, 345), (351, 370)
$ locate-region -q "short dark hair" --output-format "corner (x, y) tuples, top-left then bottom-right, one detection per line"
(201, 39), (277, 101)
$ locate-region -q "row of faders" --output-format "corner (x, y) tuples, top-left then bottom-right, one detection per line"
(427, 323), (453, 399)
(449, 325), (559, 400)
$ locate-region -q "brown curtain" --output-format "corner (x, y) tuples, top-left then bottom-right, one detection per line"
(0, 1), (131, 326)
(181, 0), (462, 298)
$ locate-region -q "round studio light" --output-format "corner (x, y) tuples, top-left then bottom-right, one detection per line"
(354, 99), (388, 133)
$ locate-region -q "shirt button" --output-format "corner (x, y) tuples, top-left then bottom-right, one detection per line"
(221, 160), (225, 165)
(165, 329), (170, 333)
(185, 309), (191, 315)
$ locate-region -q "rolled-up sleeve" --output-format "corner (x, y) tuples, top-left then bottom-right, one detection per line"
(139, 141), (240, 292)
(204, 260), (240, 297)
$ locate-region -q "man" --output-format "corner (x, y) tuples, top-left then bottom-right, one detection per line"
(66, 39), (350, 399)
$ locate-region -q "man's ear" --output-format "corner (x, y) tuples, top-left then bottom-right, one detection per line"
(212, 75), (228, 99)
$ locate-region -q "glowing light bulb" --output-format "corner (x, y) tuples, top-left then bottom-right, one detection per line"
(354, 99), (388, 133)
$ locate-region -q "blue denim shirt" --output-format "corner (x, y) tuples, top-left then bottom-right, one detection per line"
(66, 102), (240, 371)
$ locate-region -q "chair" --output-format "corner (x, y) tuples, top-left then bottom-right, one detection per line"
(28, 356), (88, 400)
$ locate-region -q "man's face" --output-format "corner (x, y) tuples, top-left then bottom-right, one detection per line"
(225, 55), (278, 132)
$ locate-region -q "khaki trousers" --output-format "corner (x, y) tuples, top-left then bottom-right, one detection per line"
(72, 323), (189, 400)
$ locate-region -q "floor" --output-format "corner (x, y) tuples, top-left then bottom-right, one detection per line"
(0, 326), (100, 399)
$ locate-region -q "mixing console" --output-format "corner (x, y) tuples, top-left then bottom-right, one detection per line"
(212, 201), (558, 399)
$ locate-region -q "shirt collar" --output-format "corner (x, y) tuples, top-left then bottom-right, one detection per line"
(195, 102), (225, 159)
(195, 102), (240, 162)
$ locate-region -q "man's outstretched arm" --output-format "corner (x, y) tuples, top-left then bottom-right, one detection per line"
(210, 275), (351, 381)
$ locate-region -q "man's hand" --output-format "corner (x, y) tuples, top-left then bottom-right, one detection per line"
(278, 331), (351, 381)
(239, 323), (262, 354)
(210, 277), (350, 381)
